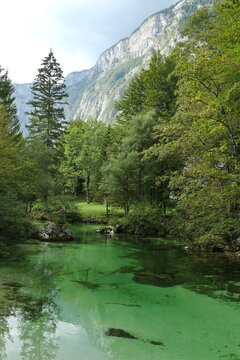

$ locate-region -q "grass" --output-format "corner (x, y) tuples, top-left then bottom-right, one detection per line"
(30, 197), (124, 225)
(74, 201), (124, 223)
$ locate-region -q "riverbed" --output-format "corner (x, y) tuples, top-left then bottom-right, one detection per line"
(0, 224), (240, 360)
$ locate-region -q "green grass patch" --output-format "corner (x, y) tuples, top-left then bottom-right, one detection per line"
(74, 201), (124, 223)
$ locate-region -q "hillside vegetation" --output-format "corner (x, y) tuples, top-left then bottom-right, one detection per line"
(1, 0), (240, 255)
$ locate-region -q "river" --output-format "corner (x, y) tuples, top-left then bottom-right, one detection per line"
(0, 224), (240, 360)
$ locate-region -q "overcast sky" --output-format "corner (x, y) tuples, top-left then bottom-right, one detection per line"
(1, 0), (177, 84)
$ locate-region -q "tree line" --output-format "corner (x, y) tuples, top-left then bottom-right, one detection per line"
(1, 0), (240, 253)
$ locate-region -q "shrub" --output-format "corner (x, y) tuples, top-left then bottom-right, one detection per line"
(114, 203), (166, 236)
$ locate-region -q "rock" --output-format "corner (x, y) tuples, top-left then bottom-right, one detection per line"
(96, 227), (114, 235)
(133, 271), (178, 287)
(105, 328), (164, 347)
(115, 224), (125, 233)
(72, 280), (100, 290)
(231, 238), (240, 252)
(39, 222), (73, 242)
(118, 266), (137, 273)
(105, 328), (137, 339)
(149, 340), (164, 346)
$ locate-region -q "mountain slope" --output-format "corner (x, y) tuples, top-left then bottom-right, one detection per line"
(14, 0), (214, 129)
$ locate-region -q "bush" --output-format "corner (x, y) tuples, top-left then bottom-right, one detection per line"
(32, 196), (81, 223)
(0, 183), (34, 243)
(114, 203), (166, 236)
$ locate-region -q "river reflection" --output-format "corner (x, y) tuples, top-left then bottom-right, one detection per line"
(0, 225), (240, 360)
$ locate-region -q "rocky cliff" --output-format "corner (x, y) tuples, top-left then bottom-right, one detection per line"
(14, 0), (214, 129)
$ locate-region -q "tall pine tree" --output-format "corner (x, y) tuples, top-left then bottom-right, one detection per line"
(27, 49), (68, 148)
(0, 66), (21, 139)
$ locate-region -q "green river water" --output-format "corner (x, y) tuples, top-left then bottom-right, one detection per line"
(1, 224), (240, 360)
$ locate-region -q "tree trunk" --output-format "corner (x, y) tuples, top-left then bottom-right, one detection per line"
(106, 198), (109, 217)
(86, 172), (91, 203)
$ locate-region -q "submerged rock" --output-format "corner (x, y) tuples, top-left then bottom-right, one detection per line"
(39, 222), (74, 242)
(71, 280), (100, 290)
(106, 302), (141, 308)
(133, 271), (178, 287)
(149, 340), (164, 346)
(105, 328), (137, 339)
(105, 328), (164, 347)
(118, 266), (136, 273)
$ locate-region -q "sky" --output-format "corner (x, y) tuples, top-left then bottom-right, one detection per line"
(1, 0), (177, 84)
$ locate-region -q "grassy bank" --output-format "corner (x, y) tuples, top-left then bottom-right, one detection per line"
(75, 201), (124, 223)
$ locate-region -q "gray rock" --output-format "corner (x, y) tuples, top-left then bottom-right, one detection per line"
(96, 227), (114, 235)
(39, 222), (73, 242)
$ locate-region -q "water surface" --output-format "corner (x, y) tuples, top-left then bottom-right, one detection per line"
(1, 225), (240, 360)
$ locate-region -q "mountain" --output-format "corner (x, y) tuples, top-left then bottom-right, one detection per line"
(14, 83), (32, 130)
(14, 0), (214, 130)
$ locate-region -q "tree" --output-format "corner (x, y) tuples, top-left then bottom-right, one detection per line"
(60, 119), (109, 203)
(115, 70), (146, 123)
(156, 0), (240, 249)
(27, 49), (68, 148)
(0, 106), (19, 183)
(18, 139), (58, 213)
(115, 52), (178, 125)
(143, 52), (178, 118)
(101, 112), (170, 214)
(75, 119), (109, 203)
(0, 107), (31, 244)
(0, 66), (21, 139)
(59, 119), (86, 196)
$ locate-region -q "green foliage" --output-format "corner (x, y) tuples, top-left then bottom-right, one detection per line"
(115, 70), (146, 122)
(27, 49), (68, 148)
(115, 52), (178, 125)
(99, 0), (240, 248)
(118, 203), (165, 236)
(31, 196), (81, 224)
(2, 0), (240, 253)
(111, 53), (181, 218)
(18, 139), (59, 210)
(59, 119), (86, 195)
(60, 118), (110, 202)
(158, 0), (240, 249)
(0, 180), (33, 243)
(0, 66), (21, 139)
(0, 107), (33, 248)
(0, 107), (20, 183)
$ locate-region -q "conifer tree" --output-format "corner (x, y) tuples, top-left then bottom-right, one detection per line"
(0, 66), (21, 139)
(27, 49), (68, 148)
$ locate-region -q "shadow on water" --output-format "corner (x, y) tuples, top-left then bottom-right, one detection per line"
(70, 225), (240, 302)
(117, 234), (240, 303)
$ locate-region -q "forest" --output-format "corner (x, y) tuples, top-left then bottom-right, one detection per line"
(1, 0), (240, 255)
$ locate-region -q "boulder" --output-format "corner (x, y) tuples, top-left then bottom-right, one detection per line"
(231, 238), (240, 252)
(96, 227), (114, 235)
(39, 222), (73, 242)
(115, 224), (126, 233)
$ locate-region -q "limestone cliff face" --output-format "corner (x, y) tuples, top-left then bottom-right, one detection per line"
(15, 0), (214, 128)
(65, 0), (213, 123)
(14, 83), (31, 131)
